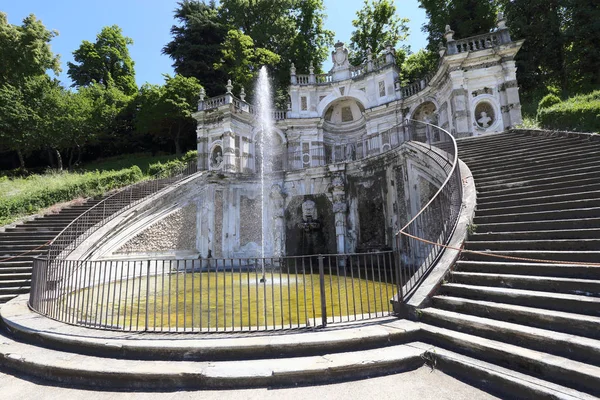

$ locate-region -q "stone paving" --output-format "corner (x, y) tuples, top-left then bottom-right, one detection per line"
(0, 366), (501, 400)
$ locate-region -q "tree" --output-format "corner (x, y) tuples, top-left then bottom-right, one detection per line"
(0, 76), (57, 168)
(419, 0), (497, 52)
(136, 75), (202, 155)
(349, 0), (409, 65)
(498, 0), (566, 107)
(563, 0), (600, 92)
(214, 29), (280, 96)
(0, 12), (60, 87)
(67, 25), (137, 95)
(400, 49), (439, 85)
(162, 0), (228, 97)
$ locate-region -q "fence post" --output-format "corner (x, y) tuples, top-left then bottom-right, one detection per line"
(318, 256), (327, 328)
(145, 259), (150, 331)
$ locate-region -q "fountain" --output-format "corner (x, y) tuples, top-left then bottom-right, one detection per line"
(255, 66), (275, 281)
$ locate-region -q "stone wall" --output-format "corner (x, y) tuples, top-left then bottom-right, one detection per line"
(115, 204), (197, 254)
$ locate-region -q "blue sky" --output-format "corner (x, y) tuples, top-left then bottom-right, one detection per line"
(3, 0), (427, 87)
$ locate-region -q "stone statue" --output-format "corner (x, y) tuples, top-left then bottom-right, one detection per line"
(331, 41), (350, 71)
(211, 150), (223, 167)
(301, 199), (317, 222)
(477, 111), (492, 128)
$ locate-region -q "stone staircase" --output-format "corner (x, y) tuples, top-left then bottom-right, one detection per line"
(0, 199), (100, 304)
(417, 130), (600, 397)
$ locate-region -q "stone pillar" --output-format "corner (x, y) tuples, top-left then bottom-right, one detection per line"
(222, 130), (236, 172)
(500, 59), (523, 128)
(309, 62), (316, 84)
(448, 68), (470, 137)
(290, 63), (297, 85)
(270, 184), (286, 257)
(197, 134), (209, 170)
(445, 25), (456, 55)
(331, 174), (347, 255)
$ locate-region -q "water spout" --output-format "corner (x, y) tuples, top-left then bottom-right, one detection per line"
(255, 66), (274, 280)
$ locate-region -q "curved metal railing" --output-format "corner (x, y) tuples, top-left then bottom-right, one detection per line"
(394, 120), (462, 301)
(30, 120), (462, 332)
(47, 159), (199, 261)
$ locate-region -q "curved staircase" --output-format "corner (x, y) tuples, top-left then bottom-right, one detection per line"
(418, 130), (600, 397)
(0, 199), (100, 304)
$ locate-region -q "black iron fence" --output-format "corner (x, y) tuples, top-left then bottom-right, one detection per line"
(30, 119), (461, 332)
(30, 252), (398, 332)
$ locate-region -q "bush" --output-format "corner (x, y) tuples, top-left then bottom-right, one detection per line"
(537, 94), (561, 111)
(538, 90), (600, 133)
(0, 166), (145, 226)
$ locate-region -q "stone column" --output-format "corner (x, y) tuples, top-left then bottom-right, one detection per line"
(449, 68), (471, 137)
(331, 174), (347, 255)
(270, 184), (286, 257)
(500, 59), (523, 128)
(222, 130), (236, 172)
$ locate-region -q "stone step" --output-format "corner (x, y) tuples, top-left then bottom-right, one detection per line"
(449, 271), (600, 296)
(461, 142), (600, 170)
(416, 344), (597, 400)
(465, 238), (600, 251)
(455, 260), (600, 279)
(419, 308), (600, 366)
(0, 279), (30, 288)
(419, 323), (600, 396)
(474, 208), (600, 225)
(471, 157), (600, 183)
(475, 198), (600, 217)
(476, 175), (600, 198)
(466, 148), (600, 178)
(0, 252), (46, 262)
(459, 136), (588, 156)
(431, 295), (600, 340)
(0, 244), (49, 252)
(0, 266), (32, 274)
(463, 147), (600, 174)
(5, 226), (65, 233)
(460, 249), (600, 263)
(0, 240), (51, 247)
(0, 286), (30, 295)
(476, 170), (600, 193)
(0, 294), (17, 303)
(440, 283), (600, 316)
(0, 329), (424, 389)
(0, 233), (57, 241)
(460, 140), (583, 162)
(0, 273), (32, 281)
(469, 228), (600, 241)
(474, 217), (600, 233)
(477, 182), (600, 204)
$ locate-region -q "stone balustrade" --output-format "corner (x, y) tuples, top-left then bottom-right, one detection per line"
(447, 29), (511, 55)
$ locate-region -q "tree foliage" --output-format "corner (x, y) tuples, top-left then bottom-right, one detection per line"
(214, 29), (280, 95)
(136, 74), (202, 155)
(0, 12), (60, 87)
(419, 0), (497, 52)
(162, 0), (228, 97)
(164, 0), (332, 103)
(400, 49), (438, 84)
(67, 25), (137, 95)
(349, 0), (409, 65)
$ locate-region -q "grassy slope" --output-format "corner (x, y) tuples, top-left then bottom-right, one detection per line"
(0, 152), (186, 227)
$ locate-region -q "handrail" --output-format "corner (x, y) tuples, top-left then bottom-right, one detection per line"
(47, 159), (199, 261)
(394, 119), (462, 302)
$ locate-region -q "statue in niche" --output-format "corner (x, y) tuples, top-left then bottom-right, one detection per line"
(478, 111), (492, 128)
(475, 102), (495, 129)
(211, 146), (224, 168)
(302, 199), (317, 221)
(298, 199), (320, 232)
(345, 143), (356, 161)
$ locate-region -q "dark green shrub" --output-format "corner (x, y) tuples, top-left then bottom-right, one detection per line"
(538, 90), (600, 133)
(537, 94), (561, 111)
